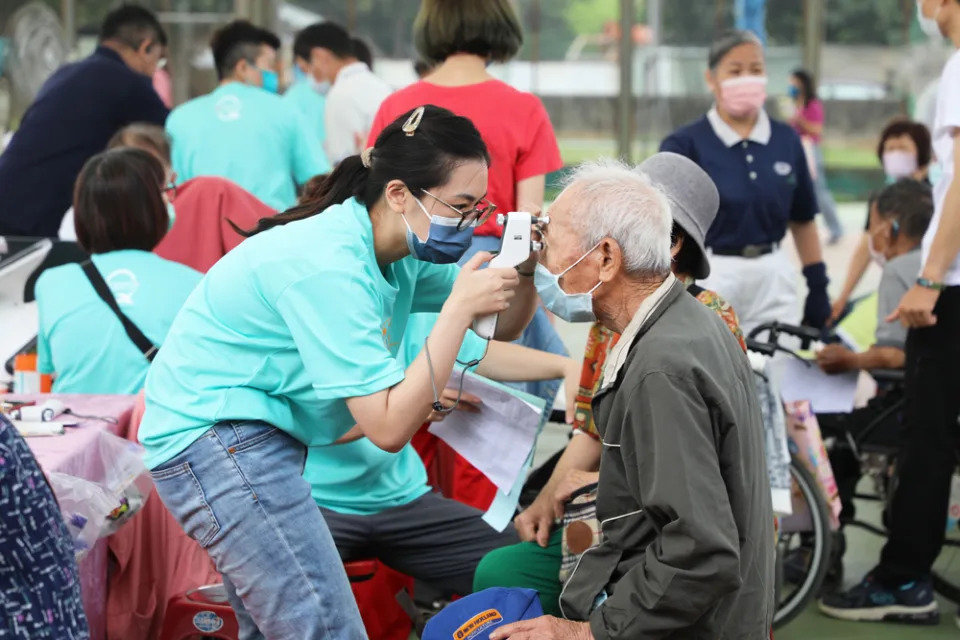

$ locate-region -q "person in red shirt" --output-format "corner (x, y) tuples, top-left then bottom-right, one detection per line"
(367, 0), (566, 512)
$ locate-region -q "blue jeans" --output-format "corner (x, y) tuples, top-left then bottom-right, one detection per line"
(461, 236), (567, 410)
(150, 421), (365, 640)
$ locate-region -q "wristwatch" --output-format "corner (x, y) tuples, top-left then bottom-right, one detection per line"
(917, 277), (946, 291)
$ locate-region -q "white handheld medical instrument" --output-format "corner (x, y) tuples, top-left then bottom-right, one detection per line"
(10, 399), (65, 422)
(473, 212), (548, 340)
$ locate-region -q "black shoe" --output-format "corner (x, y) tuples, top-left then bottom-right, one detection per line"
(819, 572), (939, 624)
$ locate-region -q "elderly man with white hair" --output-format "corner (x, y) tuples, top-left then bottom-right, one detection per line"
(491, 160), (775, 640)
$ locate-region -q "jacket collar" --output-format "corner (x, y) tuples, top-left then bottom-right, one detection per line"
(599, 273), (681, 392)
(707, 106), (772, 147)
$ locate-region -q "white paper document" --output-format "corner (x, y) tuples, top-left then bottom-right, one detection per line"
(769, 356), (859, 415)
(428, 370), (546, 494)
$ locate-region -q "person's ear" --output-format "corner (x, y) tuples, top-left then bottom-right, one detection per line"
(704, 69), (718, 94)
(670, 233), (684, 260)
(597, 238), (620, 282)
(383, 179), (409, 214)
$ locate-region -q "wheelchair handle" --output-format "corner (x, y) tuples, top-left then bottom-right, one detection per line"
(747, 321), (823, 351)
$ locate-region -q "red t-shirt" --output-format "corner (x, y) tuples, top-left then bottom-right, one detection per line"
(367, 80), (563, 237)
(153, 176), (275, 273)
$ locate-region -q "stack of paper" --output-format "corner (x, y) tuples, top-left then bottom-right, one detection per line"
(428, 370), (547, 530)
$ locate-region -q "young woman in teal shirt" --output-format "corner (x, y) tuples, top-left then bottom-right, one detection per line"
(139, 106), (538, 639)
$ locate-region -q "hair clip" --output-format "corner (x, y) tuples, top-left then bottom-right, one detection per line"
(360, 147), (374, 169)
(402, 106), (425, 136)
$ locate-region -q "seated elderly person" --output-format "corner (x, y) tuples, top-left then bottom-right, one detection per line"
(492, 160), (774, 640)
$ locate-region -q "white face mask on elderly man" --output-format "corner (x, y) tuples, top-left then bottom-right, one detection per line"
(534, 242), (603, 323)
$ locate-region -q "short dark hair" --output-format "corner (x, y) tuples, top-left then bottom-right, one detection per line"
(107, 123), (171, 166)
(240, 105), (490, 236)
(414, 0), (523, 64)
(791, 68), (817, 107)
(875, 178), (933, 241)
(352, 37), (373, 69)
(74, 148), (169, 254)
(414, 59), (434, 78)
(708, 29), (762, 69)
(293, 22), (354, 62)
(211, 20), (280, 80)
(877, 118), (932, 169)
(99, 4), (166, 48)
(670, 224), (701, 278)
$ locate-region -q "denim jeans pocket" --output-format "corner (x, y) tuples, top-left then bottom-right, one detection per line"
(150, 462), (221, 548)
(221, 420), (282, 455)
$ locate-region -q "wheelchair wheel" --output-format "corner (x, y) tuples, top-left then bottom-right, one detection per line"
(773, 458), (833, 629)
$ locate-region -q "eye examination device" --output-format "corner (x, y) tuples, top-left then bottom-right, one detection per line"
(473, 212), (548, 341)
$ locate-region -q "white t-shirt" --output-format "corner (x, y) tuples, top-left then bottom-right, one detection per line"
(324, 62), (392, 166)
(925, 49), (960, 286)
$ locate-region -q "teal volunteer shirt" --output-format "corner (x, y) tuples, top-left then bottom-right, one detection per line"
(283, 81), (327, 148)
(303, 313), (488, 515)
(166, 82), (329, 211)
(35, 251), (201, 394)
(139, 198), (461, 469)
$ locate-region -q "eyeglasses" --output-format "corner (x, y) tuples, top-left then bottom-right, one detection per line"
(421, 189), (497, 231)
(163, 182), (177, 202)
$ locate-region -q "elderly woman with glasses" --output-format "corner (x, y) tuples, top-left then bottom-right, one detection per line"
(491, 160), (775, 640)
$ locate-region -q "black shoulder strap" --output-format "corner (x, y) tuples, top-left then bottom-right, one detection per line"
(80, 260), (158, 362)
(686, 282), (705, 298)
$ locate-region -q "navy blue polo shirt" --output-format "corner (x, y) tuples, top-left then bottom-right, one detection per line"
(0, 47), (168, 237)
(660, 108), (818, 251)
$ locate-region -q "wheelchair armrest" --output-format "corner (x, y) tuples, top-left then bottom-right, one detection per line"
(869, 368), (905, 384)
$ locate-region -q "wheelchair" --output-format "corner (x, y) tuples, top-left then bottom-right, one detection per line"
(748, 321), (960, 626)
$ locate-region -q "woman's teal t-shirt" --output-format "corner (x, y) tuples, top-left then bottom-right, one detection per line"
(35, 250), (201, 395)
(139, 198), (461, 469)
(303, 313), (489, 515)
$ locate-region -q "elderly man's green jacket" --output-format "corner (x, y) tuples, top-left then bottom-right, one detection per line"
(560, 275), (775, 639)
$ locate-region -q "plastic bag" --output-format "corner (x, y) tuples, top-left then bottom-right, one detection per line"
(784, 400), (842, 531)
(46, 430), (153, 558)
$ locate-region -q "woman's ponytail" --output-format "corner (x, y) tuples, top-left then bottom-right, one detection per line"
(232, 155), (369, 237)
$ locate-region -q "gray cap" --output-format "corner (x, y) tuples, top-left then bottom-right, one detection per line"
(638, 152), (719, 280)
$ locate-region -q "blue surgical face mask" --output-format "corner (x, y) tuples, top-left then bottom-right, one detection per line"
(402, 196), (475, 264)
(787, 85), (800, 100)
(534, 243), (602, 323)
(166, 202), (176, 231)
(259, 68), (279, 93)
(309, 76), (331, 96)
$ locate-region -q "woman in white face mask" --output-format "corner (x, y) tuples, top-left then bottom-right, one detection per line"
(661, 30), (830, 335)
(829, 118), (933, 325)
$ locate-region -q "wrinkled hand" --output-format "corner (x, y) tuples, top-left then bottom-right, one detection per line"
(887, 284), (940, 328)
(449, 252), (520, 320)
(815, 344), (858, 374)
(552, 469), (600, 519)
(426, 389), (482, 423)
(490, 616), (593, 640)
(562, 358), (581, 425)
(514, 495), (555, 548)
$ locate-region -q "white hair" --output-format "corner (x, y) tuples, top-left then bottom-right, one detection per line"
(561, 158), (673, 277)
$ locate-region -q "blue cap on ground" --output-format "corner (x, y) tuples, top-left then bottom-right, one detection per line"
(422, 588), (543, 640)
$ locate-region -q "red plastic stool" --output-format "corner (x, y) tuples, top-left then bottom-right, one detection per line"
(159, 584), (240, 640)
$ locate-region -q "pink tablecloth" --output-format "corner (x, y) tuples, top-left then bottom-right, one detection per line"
(15, 394), (136, 640)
